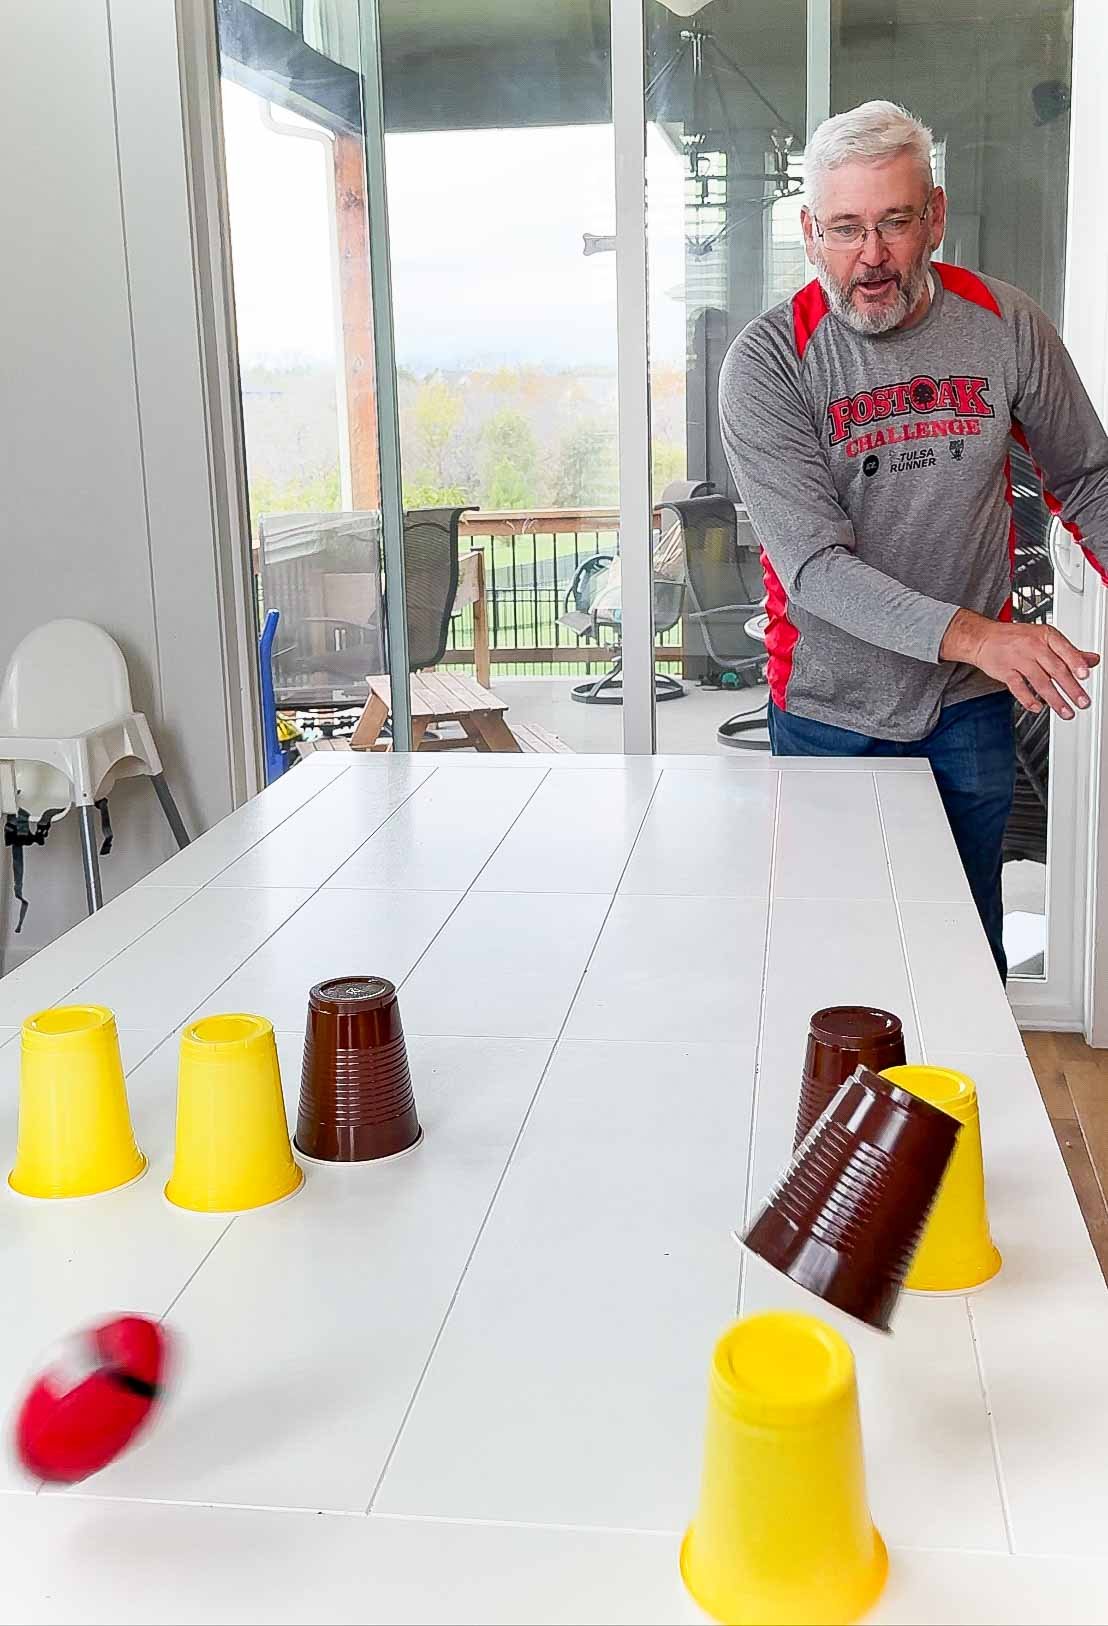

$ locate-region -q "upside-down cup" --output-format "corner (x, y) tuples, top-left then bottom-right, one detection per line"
(796, 1006), (907, 1149)
(295, 977), (421, 1162)
(10, 1006), (146, 1199)
(881, 1064), (1001, 1293)
(744, 1068), (961, 1331)
(165, 1015), (302, 1213)
(681, 1312), (887, 1625)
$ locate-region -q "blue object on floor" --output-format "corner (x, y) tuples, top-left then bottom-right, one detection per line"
(258, 609), (287, 785)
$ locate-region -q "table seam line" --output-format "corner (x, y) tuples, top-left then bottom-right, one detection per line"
(153, 758), (357, 889)
(965, 1296), (1017, 1555)
(159, 1217), (239, 1321)
(8, 887), (205, 1021)
(170, 773), (445, 1027)
(387, 768), (555, 998)
(738, 770), (782, 1319)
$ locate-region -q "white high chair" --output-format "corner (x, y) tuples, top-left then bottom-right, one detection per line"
(0, 620), (189, 917)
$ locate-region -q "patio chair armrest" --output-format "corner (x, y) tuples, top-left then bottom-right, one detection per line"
(565, 553), (615, 614)
(294, 618), (378, 639)
(687, 603), (764, 621)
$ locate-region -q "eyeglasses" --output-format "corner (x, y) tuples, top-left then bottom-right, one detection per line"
(813, 202), (931, 251)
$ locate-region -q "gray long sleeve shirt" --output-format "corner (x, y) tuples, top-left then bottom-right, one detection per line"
(719, 263), (1108, 740)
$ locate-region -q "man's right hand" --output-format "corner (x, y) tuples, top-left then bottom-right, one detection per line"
(940, 607), (1100, 720)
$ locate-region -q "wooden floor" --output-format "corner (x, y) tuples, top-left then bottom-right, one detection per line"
(1025, 1031), (1108, 1280)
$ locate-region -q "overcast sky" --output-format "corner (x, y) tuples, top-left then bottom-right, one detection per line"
(221, 79), (688, 371)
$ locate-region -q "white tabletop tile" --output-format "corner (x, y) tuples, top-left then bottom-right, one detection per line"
(206, 887), (463, 1029)
(619, 767), (778, 897)
(759, 895), (921, 1076)
(0, 884), (196, 1027)
(213, 763), (434, 889)
(565, 894), (767, 1043)
(900, 901), (1026, 1057)
(137, 756), (355, 889)
(398, 891), (610, 1038)
(377, 1038), (753, 1529)
(773, 771), (892, 901)
(66, 886), (313, 1032)
(877, 772), (974, 903)
(326, 766), (547, 890)
(955, 1051), (1108, 1555)
(473, 767), (657, 894)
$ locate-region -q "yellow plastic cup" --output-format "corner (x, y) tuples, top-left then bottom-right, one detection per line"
(10, 1005), (146, 1199)
(681, 1312), (887, 1626)
(881, 1064), (1001, 1293)
(165, 1014), (303, 1213)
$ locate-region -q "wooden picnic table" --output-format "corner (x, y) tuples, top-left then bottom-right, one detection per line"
(350, 671), (521, 753)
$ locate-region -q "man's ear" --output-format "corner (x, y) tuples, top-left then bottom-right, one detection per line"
(801, 206), (819, 268)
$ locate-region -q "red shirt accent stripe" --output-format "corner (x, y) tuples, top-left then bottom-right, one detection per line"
(1010, 420), (1108, 585)
(761, 548), (799, 709)
(791, 280), (830, 362)
(932, 261), (1002, 318)
(771, 280), (831, 706)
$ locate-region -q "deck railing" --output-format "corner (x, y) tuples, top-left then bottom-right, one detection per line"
(444, 508), (681, 677)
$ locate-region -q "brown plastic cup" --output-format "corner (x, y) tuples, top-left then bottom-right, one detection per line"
(745, 1067), (961, 1332)
(295, 976), (421, 1162)
(795, 1006), (907, 1149)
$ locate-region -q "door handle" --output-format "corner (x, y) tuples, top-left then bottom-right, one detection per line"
(1049, 515), (1086, 596)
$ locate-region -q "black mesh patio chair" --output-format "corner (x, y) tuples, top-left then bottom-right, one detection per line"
(664, 495), (770, 751)
(401, 507), (477, 670)
(558, 480), (711, 705)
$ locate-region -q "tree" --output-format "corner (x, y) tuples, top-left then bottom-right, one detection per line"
(413, 377), (463, 486)
(479, 409), (539, 510)
(550, 420), (618, 507)
(402, 477), (469, 508)
(652, 440), (686, 500)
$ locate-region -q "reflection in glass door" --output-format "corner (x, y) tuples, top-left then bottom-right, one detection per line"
(642, 0), (808, 755)
(213, 0), (387, 767)
(373, 0), (627, 755)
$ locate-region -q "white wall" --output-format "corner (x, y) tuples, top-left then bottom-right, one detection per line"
(0, 0), (255, 969)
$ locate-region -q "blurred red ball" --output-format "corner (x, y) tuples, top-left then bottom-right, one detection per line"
(15, 1315), (170, 1483)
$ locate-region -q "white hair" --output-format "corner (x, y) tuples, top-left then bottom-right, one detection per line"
(805, 100), (933, 211)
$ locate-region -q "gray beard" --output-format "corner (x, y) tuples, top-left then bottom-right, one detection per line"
(817, 248), (932, 335)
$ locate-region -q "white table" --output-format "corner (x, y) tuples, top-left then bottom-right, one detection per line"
(0, 754), (1106, 1625)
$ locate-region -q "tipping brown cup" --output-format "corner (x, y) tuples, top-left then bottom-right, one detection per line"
(296, 976), (421, 1162)
(795, 1006), (907, 1149)
(744, 1067), (960, 1332)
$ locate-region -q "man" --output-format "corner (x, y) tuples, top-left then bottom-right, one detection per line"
(720, 99), (1108, 980)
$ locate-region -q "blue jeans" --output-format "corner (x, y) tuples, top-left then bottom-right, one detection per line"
(769, 693), (1016, 980)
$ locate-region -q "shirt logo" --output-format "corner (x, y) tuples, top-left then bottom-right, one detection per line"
(950, 438), (965, 461)
(827, 374), (994, 445)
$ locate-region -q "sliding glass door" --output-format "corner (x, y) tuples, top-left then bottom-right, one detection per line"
(828, 0), (1080, 1017)
(208, 0), (1093, 1021)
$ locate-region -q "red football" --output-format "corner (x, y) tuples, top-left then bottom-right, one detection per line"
(16, 1315), (170, 1483)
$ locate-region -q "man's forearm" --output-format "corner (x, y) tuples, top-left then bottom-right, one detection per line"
(789, 544), (960, 665)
